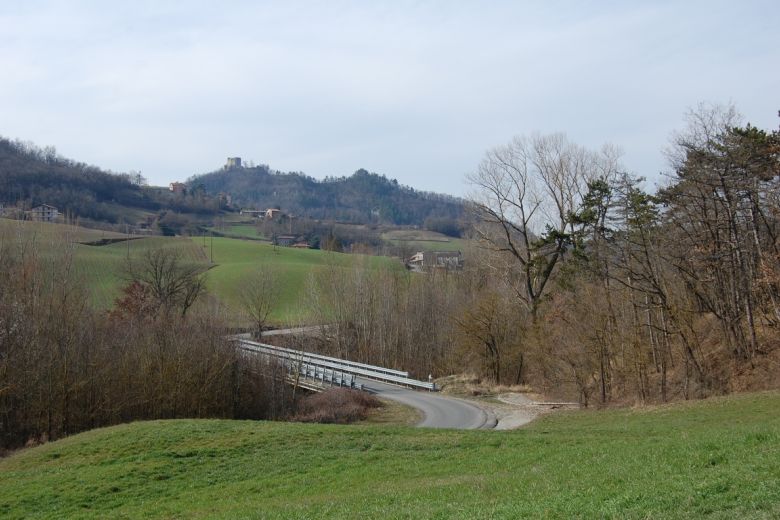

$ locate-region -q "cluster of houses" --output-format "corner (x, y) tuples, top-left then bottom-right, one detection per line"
(238, 207), (312, 248)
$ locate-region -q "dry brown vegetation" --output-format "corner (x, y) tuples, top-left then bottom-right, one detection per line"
(0, 232), (296, 452)
(302, 105), (780, 407)
(293, 388), (383, 424)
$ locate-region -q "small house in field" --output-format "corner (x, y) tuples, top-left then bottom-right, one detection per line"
(407, 251), (464, 272)
(30, 204), (60, 222)
(240, 209), (264, 218)
(275, 235), (297, 247)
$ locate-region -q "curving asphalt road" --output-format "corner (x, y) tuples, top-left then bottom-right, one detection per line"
(357, 378), (494, 430)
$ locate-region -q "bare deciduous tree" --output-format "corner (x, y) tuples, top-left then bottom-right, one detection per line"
(467, 133), (617, 319)
(240, 267), (282, 338)
(125, 247), (206, 317)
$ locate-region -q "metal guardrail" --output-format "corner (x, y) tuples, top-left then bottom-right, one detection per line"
(238, 342), (360, 390)
(236, 339), (436, 391)
(239, 338), (410, 379)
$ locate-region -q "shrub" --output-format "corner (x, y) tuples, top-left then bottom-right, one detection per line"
(293, 388), (383, 424)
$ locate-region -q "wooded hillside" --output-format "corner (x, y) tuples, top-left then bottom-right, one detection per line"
(0, 137), (224, 223)
(188, 166), (465, 225)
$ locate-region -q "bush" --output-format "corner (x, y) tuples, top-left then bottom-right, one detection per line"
(293, 388), (383, 424)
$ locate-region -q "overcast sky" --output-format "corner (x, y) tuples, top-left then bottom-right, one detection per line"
(1, 1), (777, 195)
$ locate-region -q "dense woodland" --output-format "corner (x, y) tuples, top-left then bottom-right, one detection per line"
(302, 104), (780, 405)
(188, 166), (465, 225)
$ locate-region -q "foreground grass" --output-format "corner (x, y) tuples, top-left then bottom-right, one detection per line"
(1, 392), (778, 519)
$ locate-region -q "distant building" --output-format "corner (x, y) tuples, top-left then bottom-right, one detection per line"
(265, 208), (282, 219)
(275, 235), (297, 247)
(225, 157), (242, 170)
(407, 251), (464, 272)
(240, 209), (264, 218)
(30, 204), (60, 222)
(169, 182), (187, 194)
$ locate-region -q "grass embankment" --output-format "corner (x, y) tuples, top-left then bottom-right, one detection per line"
(1, 392), (778, 518)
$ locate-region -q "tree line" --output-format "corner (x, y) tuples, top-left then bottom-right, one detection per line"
(300, 104), (779, 405)
(0, 232), (295, 452)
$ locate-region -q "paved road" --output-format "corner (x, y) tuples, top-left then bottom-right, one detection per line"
(357, 378), (494, 430)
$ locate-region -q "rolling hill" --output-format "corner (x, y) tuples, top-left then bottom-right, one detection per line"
(0, 136), (225, 225)
(188, 165), (465, 226)
(1, 135), (467, 230)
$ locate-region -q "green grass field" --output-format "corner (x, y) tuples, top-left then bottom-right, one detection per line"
(74, 236), (209, 309)
(0, 218), (128, 243)
(1, 219), (401, 323)
(202, 236), (400, 323)
(1, 391), (777, 519)
(208, 224), (269, 240)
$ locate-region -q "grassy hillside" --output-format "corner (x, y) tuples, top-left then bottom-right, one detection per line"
(1, 219), (400, 323)
(204, 236), (400, 323)
(0, 218), (128, 243)
(207, 223), (269, 240)
(1, 391), (778, 518)
(75, 236), (209, 309)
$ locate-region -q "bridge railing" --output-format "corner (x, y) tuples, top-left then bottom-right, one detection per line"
(239, 342), (360, 390)
(238, 338), (410, 379)
(235, 339), (436, 391)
